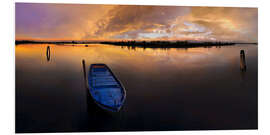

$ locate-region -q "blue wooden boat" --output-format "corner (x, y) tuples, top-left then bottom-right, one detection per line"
(88, 64), (126, 112)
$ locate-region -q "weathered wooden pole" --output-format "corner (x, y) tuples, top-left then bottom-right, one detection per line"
(240, 50), (247, 71)
(82, 59), (86, 80)
(82, 59), (91, 111)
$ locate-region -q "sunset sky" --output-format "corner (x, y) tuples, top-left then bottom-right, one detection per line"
(15, 3), (258, 42)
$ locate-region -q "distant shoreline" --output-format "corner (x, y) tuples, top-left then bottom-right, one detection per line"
(15, 40), (258, 48)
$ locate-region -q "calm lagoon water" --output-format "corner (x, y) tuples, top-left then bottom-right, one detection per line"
(15, 44), (257, 133)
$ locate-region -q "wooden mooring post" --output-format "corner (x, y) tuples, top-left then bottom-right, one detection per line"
(46, 46), (50, 61)
(240, 50), (247, 71)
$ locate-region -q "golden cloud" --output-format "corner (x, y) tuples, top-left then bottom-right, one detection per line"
(16, 3), (257, 42)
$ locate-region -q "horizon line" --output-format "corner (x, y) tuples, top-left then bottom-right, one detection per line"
(15, 39), (258, 44)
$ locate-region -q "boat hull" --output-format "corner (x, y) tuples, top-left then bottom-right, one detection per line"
(88, 64), (126, 112)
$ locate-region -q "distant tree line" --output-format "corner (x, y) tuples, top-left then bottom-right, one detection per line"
(15, 40), (98, 45)
(100, 40), (236, 48)
(15, 40), (257, 48)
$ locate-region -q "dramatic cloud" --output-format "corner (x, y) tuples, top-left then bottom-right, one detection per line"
(15, 3), (258, 42)
(186, 7), (258, 42)
(90, 5), (190, 39)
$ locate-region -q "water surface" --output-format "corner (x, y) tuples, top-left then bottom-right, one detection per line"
(16, 44), (258, 132)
